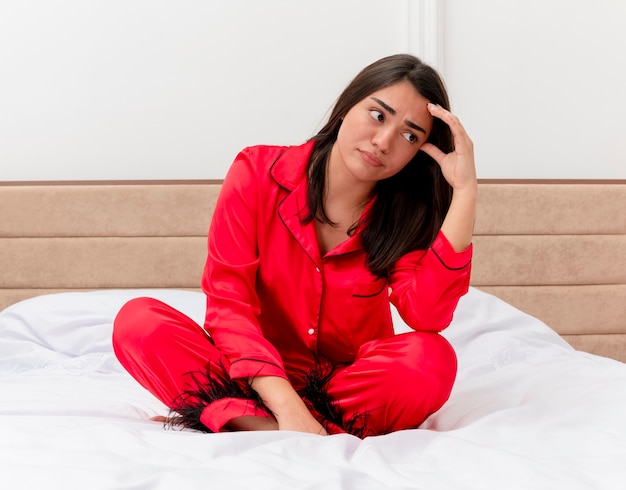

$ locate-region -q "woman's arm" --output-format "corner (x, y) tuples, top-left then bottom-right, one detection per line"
(390, 231), (472, 332)
(204, 147), (325, 435)
(389, 104), (476, 331)
(203, 148), (287, 381)
(420, 103), (477, 252)
(249, 376), (327, 435)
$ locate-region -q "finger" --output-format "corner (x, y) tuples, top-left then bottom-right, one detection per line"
(419, 141), (446, 166)
(428, 103), (471, 143)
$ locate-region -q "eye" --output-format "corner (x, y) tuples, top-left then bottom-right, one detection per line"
(369, 109), (384, 122)
(402, 132), (418, 143)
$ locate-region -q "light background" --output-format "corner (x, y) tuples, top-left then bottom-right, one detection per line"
(1, 0), (624, 180)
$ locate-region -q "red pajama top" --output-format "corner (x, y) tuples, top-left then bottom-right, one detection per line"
(201, 140), (472, 386)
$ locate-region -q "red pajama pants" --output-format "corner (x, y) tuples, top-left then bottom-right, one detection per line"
(113, 297), (457, 437)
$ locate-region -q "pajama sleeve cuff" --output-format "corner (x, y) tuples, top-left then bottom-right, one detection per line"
(229, 358), (288, 381)
(430, 231), (473, 270)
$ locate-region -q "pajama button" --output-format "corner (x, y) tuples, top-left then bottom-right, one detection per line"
(307, 328), (315, 335)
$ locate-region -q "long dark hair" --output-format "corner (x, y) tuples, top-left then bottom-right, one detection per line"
(305, 54), (454, 277)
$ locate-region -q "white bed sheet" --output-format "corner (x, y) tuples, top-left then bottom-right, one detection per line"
(1, 287), (625, 490)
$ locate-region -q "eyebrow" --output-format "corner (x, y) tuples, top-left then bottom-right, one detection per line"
(370, 97), (426, 134)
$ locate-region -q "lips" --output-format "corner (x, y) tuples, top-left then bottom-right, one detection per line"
(359, 149), (384, 167)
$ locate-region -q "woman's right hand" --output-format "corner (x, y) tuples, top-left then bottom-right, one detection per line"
(273, 399), (328, 435)
(420, 103), (477, 252)
(250, 376), (328, 435)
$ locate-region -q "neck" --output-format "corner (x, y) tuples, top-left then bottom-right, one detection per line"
(324, 145), (374, 219)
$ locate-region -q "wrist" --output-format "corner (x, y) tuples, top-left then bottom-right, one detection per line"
(452, 180), (478, 197)
(249, 376), (304, 415)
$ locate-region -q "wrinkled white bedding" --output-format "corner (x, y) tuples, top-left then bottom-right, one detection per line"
(1, 288), (625, 490)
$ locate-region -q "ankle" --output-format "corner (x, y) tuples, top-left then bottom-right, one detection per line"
(226, 415), (278, 432)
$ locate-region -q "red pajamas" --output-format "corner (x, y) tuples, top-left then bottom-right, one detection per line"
(113, 141), (472, 437)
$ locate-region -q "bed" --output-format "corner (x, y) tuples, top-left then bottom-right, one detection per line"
(1, 179), (625, 489)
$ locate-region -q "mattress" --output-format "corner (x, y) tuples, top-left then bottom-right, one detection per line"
(2, 287), (625, 489)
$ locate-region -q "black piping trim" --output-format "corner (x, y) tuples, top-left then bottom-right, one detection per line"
(230, 358), (283, 370)
(268, 148), (291, 191)
(352, 280), (388, 298)
(431, 247), (472, 271)
(278, 192), (320, 270)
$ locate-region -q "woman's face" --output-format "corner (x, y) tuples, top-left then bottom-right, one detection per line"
(330, 80), (433, 184)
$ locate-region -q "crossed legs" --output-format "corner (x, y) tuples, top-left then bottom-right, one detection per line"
(112, 297), (456, 437)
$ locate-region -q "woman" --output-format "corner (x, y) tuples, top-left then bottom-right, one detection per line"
(113, 54), (476, 438)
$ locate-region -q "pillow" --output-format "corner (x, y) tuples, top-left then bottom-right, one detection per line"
(0, 289), (205, 374)
(0, 287), (572, 377)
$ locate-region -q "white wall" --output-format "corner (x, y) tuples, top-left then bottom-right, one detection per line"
(0, 0), (412, 180)
(1, 0), (624, 180)
(442, 0), (626, 179)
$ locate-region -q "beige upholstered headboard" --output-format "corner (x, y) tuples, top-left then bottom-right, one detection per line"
(1, 180), (625, 361)
(473, 181), (626, 361)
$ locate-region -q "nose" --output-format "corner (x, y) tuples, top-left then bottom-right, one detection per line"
(372, 127), (393, 153)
